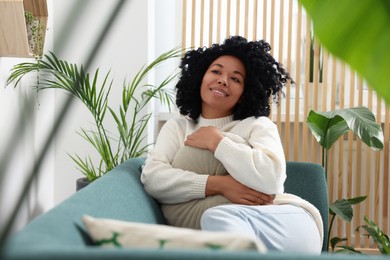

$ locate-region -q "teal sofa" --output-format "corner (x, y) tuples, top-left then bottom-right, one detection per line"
(2, 158), (388, 259)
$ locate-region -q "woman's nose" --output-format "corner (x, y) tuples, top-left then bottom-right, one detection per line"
(217, 77), (228, 87)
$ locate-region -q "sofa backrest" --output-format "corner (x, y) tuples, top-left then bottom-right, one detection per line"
(90, 157), (166, 224)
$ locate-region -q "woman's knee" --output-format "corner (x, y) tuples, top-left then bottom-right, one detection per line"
(200, 205), (254, 234)
(200, 206), (232, 230)
(202, 204), (322, 254)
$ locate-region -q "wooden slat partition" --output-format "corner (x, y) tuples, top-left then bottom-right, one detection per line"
(182, 0), (390, 251)
(0, 0), (48, 57)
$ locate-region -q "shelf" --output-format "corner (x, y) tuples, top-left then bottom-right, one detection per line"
(0, 0), (48, 58)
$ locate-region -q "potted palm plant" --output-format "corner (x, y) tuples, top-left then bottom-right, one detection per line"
(7, 47), (181, 188)
(306, 106), (384, 252)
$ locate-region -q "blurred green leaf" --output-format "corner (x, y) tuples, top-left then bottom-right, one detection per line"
(299, 0), (390, 105)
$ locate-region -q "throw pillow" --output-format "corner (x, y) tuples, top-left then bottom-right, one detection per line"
(82, 215), (266, 252)
(161, 145), (231, 229)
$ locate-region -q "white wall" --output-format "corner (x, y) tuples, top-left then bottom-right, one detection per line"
(0, 0), (183, 234)
(51, 0), (152, 205)
(0, 0), (55, 234)
(150, 0), (182, 140)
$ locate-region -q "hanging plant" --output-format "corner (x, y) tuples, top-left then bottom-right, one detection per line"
(24, 11), (46, 60)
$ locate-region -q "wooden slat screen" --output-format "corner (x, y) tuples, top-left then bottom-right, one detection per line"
(182, 0), (389, 251)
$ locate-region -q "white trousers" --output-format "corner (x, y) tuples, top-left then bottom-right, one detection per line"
(200, 204), (321, 254)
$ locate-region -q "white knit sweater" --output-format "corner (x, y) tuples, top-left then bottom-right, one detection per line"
(141, 115), (286, 204)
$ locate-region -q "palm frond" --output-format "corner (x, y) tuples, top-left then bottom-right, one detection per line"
(68, 153), (101, 182)
(78, 129), (115, 171)
(7, 47), (180, 180)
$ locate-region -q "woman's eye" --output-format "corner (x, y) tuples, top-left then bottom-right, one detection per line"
(211, 70), (221, 75)
(231, 77), (241, 83)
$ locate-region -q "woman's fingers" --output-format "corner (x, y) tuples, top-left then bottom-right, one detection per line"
(241, 191), (275, 205)
(216, 175), (275, 205)
(184, 126), (223, 152)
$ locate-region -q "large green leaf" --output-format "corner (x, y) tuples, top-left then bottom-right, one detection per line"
(299, 0), (390, 105)
(330, 236), (363, 254)
(329, 196), (367, 224)
(330, 199), (353, 222)
(307, 111), (348, 149)
(347, 195), (367, 205)
(307, 107), (384, 150)
(330, 237), (347, 252)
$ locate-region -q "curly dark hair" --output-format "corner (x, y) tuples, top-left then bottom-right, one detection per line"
(175, 36), (293, 121)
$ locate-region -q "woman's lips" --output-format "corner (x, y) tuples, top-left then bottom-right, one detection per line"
(209, 87), (229, 97)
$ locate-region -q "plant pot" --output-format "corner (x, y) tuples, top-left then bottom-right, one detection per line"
(76, 177), (90, 191)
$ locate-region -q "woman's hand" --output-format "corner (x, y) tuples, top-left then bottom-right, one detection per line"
(184, 126), (224, 152)
(205, 175), (275, 205)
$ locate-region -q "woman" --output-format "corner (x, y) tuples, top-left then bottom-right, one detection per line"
(141, 36), (322, 253)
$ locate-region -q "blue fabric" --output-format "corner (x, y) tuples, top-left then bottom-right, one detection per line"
(201, 204), (321, 253)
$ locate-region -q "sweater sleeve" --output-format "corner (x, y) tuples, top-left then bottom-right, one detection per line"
(140, 118), (209, 204)
(214, 117), (286, 195)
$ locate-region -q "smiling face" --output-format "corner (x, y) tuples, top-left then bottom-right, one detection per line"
(200, 55), (246, 119)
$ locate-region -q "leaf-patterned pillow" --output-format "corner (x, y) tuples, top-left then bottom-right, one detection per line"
(82, 215), (266, 252)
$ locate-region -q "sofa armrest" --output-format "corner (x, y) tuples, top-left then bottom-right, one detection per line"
(3, 158), (165, 252)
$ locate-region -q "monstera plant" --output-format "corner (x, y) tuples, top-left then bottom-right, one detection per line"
(306, 106), (384, 252)
(7, 48), (180, 183)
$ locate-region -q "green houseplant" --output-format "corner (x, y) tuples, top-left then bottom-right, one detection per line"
(24, 11), (46, 60)
(7, 48), (181, 183)
(357, 216), (390, 255)
(306, 106), (384, 252)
